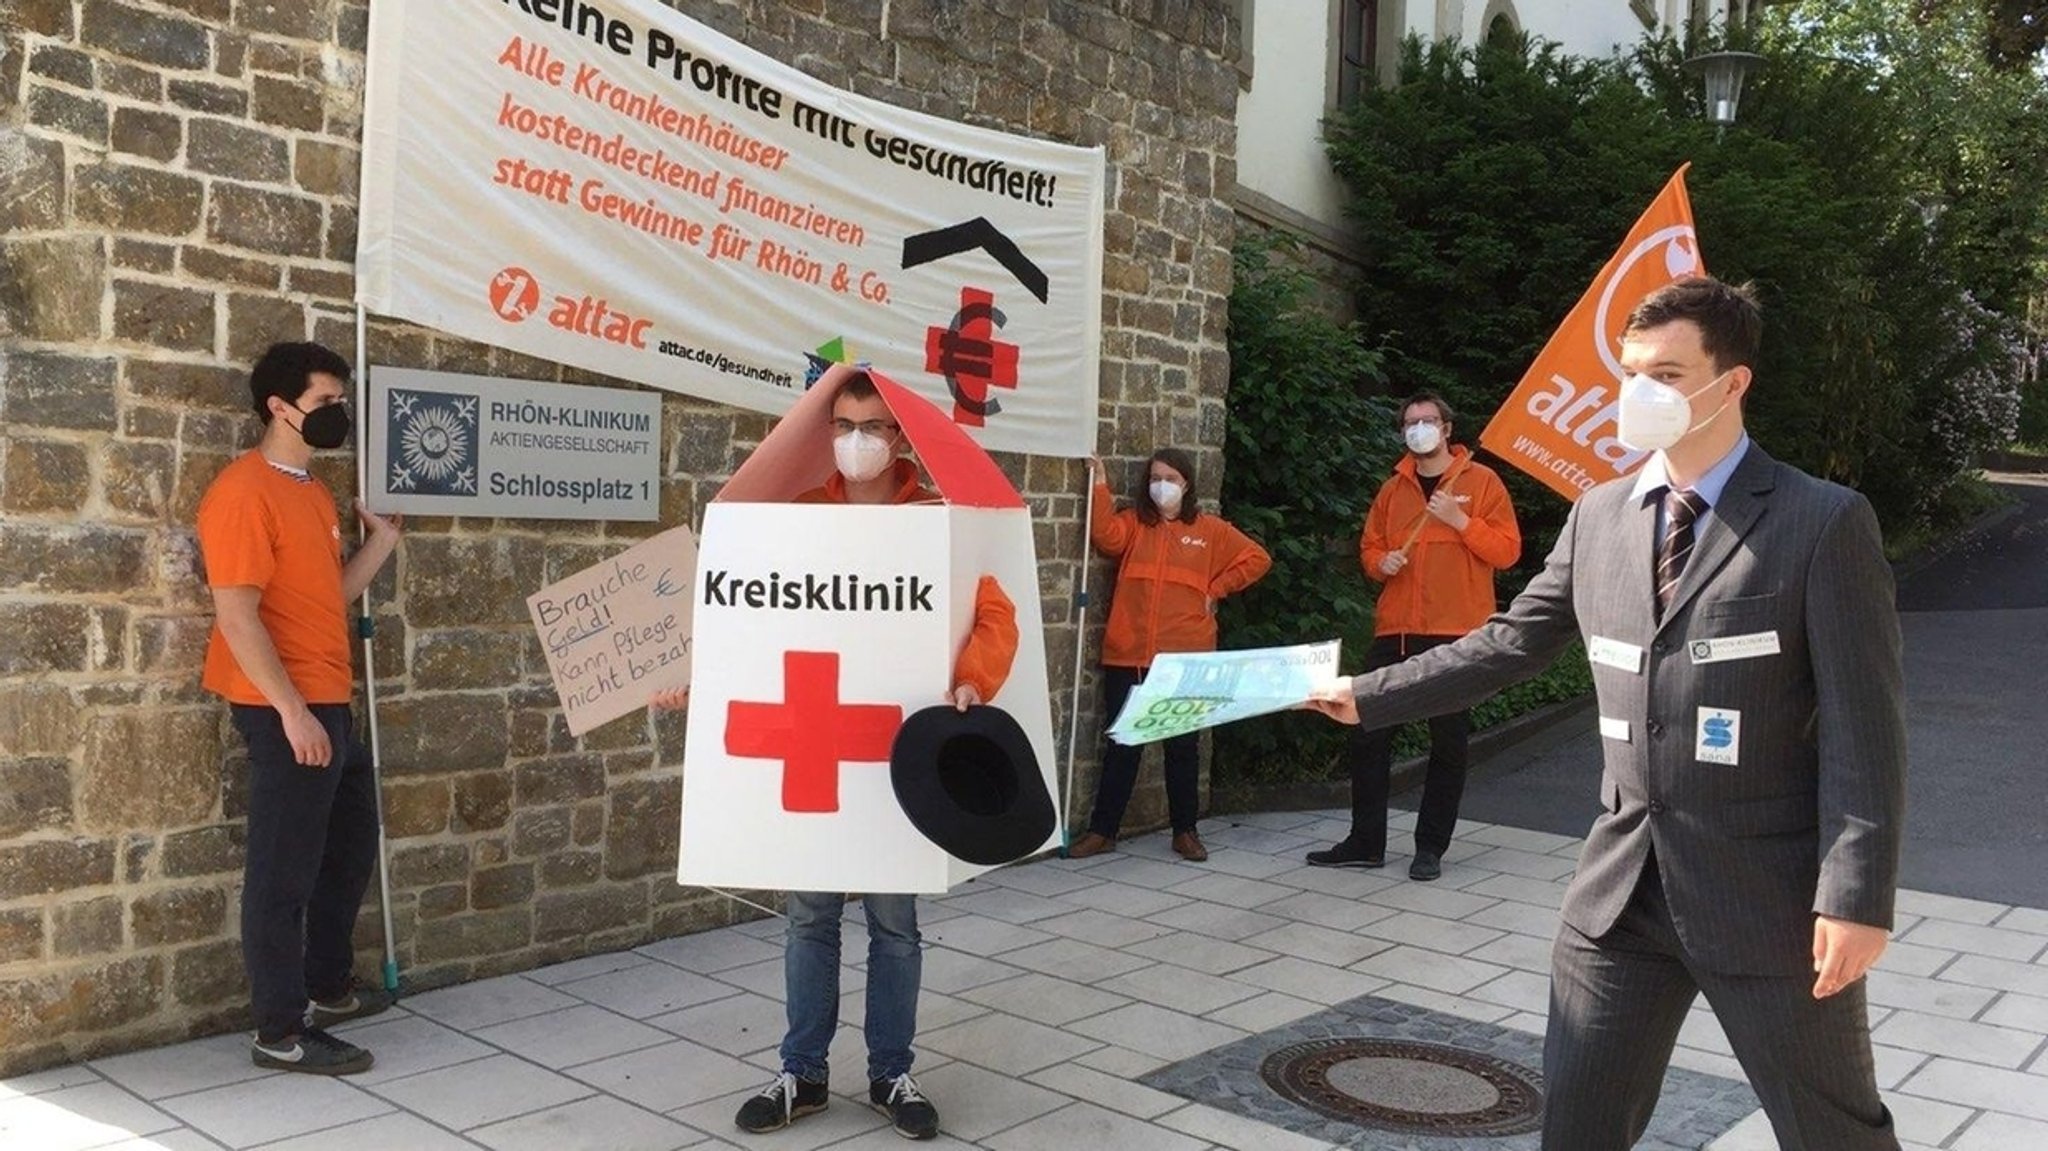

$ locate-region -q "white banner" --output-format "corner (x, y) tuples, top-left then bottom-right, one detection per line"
(368, 365), (661, 519)
(1107, 641), (1343, 746)
(358, 0), (1105, 458)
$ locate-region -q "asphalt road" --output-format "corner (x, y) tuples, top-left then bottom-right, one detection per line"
(1405, 472), (2048, 908)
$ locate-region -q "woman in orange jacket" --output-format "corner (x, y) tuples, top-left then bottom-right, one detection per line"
(1068, 448), (1272, 862)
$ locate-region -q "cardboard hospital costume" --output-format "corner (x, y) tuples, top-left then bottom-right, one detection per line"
(678, 365), (1060, 894)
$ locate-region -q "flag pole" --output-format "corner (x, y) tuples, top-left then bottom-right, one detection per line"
(354, 305), (401, 995)
(1060, 466), (1095, 853)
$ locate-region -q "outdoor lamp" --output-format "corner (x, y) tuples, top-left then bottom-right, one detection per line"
(1682, 50), (1765, 128)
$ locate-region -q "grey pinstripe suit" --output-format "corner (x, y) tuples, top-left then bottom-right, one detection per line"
(1351, 442), (1905, 1149)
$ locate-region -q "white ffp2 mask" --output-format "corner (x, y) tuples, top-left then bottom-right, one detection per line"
(1616, 371), (1732, 453)
(833, 431), (894, 482)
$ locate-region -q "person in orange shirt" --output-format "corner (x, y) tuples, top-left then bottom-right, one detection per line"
(195, 342), (402, 1076)
(1068, 448), (1271, 862)
(652, 372), (1014, 1141)
(1307, 391), (1520, 880)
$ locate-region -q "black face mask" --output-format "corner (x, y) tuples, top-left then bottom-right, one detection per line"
(290, 401), (352, 449)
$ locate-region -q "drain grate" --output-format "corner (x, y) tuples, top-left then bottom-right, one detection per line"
(1260, 1037), (1546, 1137)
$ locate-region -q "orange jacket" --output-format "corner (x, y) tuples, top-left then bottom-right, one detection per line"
(1361, 446), (1521, 638)
(797, 458), (1018, 702)
(1092, 482), (1272, 669)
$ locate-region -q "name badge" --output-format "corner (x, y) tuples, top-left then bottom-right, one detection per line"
(1599, 716), (1630, 743)
(1688, 631), (1780, 665)
(1696, 707), (1740, 765)
(1588, 636), (1644, 674)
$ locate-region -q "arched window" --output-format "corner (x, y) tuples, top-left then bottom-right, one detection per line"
(1481, 0), (1521, 48)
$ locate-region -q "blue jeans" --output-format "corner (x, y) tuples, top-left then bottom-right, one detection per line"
(780, 891), (921, 1083)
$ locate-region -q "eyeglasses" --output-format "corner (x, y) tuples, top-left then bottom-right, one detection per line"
(830, 418), (899, 437)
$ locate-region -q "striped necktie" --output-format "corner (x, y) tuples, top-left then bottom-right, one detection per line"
(1656, 488), (1708, 619)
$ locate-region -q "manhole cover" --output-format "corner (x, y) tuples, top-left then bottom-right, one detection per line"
(1261, 1037), (1545, 1136)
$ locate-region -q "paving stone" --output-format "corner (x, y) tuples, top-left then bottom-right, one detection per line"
(1870, 1009), (2045, 1068)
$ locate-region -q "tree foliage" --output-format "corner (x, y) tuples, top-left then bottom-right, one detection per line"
(1320, 8), (2046, 539)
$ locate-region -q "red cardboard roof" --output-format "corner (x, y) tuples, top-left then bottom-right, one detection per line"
(712, 365), (1025, 510)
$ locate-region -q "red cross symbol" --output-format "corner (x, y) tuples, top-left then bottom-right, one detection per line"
(724, 650), (903, 813)
(924, 286), (1019, 427)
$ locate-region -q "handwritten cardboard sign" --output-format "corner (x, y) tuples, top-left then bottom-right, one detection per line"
(527, 524), (697, 735)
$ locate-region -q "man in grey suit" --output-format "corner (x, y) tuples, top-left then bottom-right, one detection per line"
(1310, 277), (1904, 1150)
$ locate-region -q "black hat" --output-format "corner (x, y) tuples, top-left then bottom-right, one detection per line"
(890, 705), (1055, 866)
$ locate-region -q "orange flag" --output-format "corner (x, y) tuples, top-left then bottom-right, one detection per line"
(1478, 165), (1704, 501)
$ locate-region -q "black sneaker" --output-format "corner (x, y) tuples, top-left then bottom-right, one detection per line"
(870, 1072), (939, 1140)
(307, 979), (396, 1028)
(251, 1026), (373, 1075)
(1306, 840), (1385, 869)
(735, 1072), (829, 1134)
(1409, 851), (1443, 881)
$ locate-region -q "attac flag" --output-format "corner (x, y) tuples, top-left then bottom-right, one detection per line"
(1478, 165), (1704, 501)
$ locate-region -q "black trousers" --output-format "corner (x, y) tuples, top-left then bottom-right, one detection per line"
(1088, 665), (1201, 837)
(1543, 855), (1898, 1150)
(1347, 634), (1470, 858)
(231, 703), (380, 1040)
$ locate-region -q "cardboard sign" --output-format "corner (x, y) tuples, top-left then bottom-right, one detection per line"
(1107, 641), (1343, 746)
(369, 365), (662, 521)
(678, 366), (1059, 895)
(1478, 166), (1704, 500)
(527, 525), (697, 735)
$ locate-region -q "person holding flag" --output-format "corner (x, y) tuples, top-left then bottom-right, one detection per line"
(1306, 392), (1521, 880)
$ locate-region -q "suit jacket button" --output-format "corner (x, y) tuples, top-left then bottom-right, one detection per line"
(1649, 800), (1667, 814)
(1646, 720), (1664, 738)
(1653, 640), (1670, 656)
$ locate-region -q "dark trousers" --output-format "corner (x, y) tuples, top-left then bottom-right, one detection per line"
(1347, 634), (1470, 858)
(1543, 855), (1898, 1151)
(1088, 665), (1200, 837)
(231, 703), (380, 1040)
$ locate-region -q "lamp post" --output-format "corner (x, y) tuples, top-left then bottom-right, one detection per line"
(1682, 50), (1765, 134)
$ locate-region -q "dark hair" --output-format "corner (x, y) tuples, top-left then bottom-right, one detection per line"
(250, 342), (350, 422)
(1625, 276), (1763, 372)
(1136, 447), (1199, 526)
(837, 370), (879, 402)
(1394, 391), (1455, 430)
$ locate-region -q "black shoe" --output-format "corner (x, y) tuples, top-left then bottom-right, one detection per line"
(870, 1072), (939, 1140)
(251, 1026), (373, 1075)
(735, 1073), (829, 1133)
(307, 979), (396, 1028)
(1409, 851), (1443, 881)
(1306, 840), (1386, 869)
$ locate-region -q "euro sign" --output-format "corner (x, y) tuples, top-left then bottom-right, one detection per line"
(925, 287), (1020, 426)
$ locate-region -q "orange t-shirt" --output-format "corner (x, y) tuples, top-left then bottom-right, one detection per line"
(197, 451), (353, 706)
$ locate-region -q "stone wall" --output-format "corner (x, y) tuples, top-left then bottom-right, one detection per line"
(0, 0), (1241, 1073)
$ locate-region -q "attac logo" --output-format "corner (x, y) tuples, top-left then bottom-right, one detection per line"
(486, 266), (653, 349)
(925, 287), (1019, 427)
(489, 266), (541, 322)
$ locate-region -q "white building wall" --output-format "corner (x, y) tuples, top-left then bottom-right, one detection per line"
(1233, 2), (1352, 245)
(1234, 0), (1731, 242)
